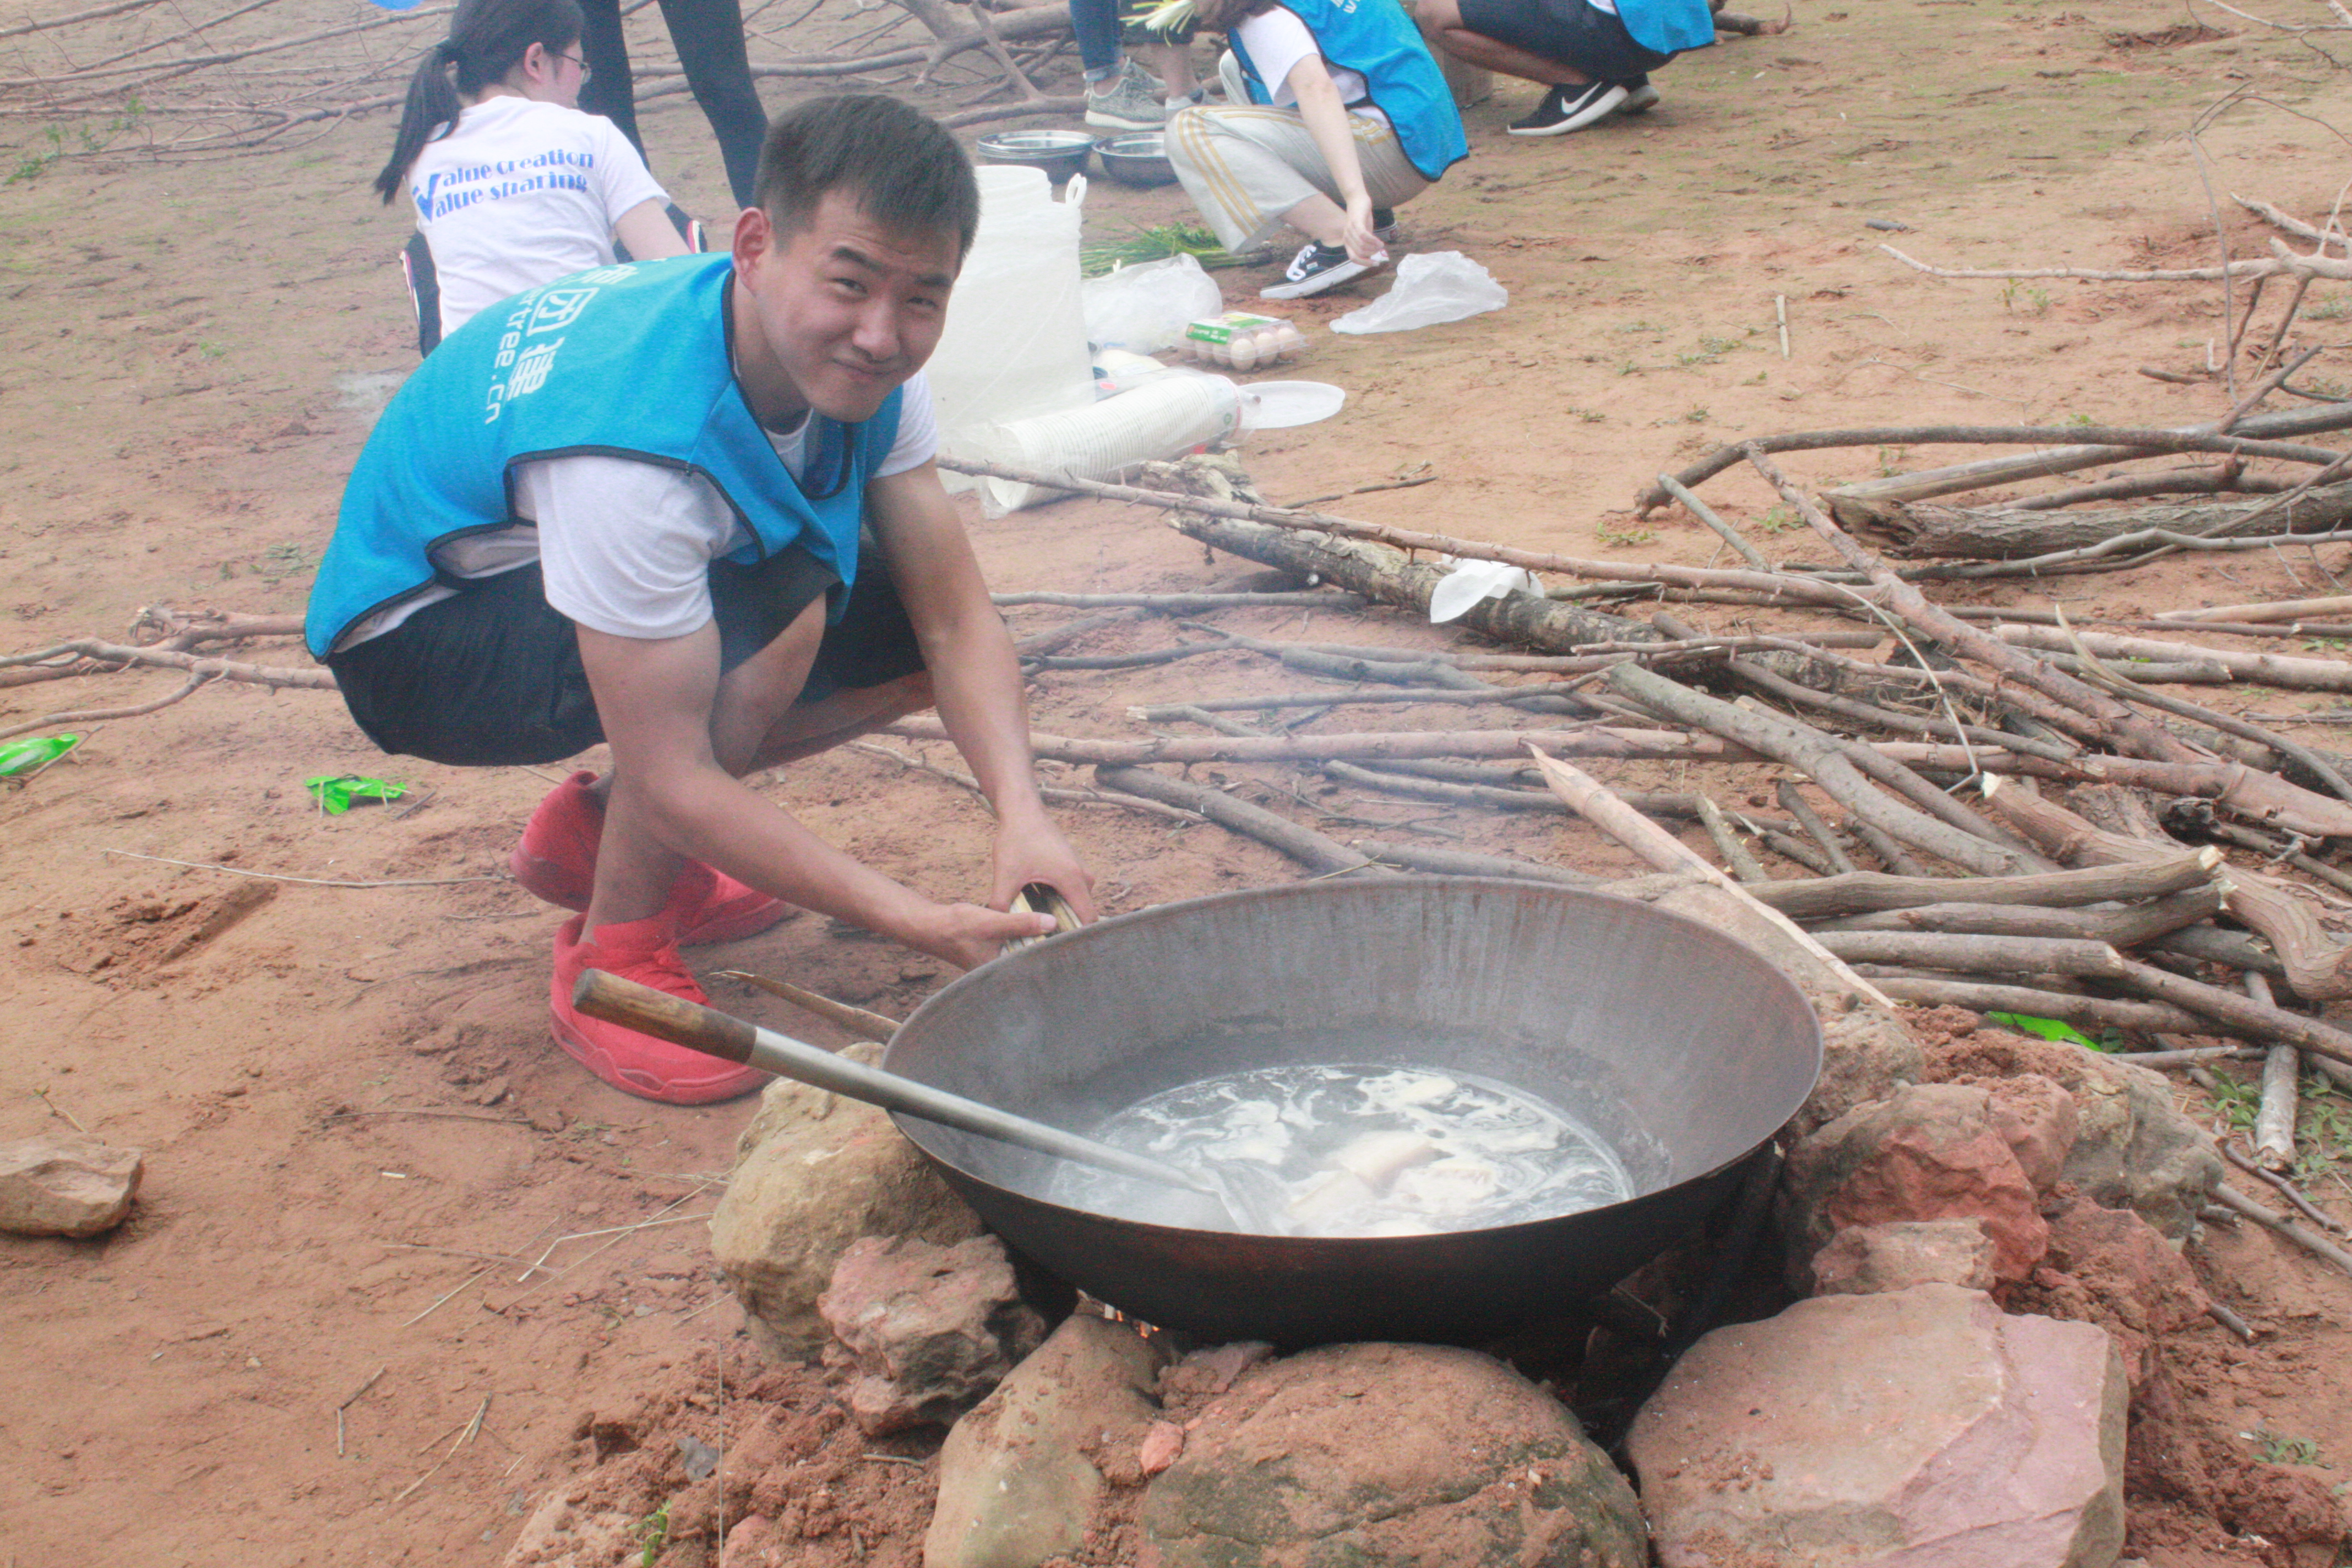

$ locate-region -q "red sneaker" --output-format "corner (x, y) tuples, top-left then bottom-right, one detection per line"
(548, 912), (766, 1104)
(510, 770), (602, 911)
(511, 771), (790, 945)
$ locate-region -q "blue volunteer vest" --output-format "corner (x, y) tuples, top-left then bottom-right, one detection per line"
(1229, 0), (1469, 183)
(1615, 0), (1714, 57)
(306, 252), (903, 657)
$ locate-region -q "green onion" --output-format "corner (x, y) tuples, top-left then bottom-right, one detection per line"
(1081, 221), (1255, 278)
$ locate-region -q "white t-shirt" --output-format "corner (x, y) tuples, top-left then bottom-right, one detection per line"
(407, 96), (669, 337)
(332, 373), (939, 651)
(1233, 7), (1387, 124)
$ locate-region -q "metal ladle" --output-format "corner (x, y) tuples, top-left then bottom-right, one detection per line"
(571, 970), (1230, 1213)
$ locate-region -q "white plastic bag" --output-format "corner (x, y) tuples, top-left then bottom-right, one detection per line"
(931, 167), (1096, 465)
(1427, 556), (1539, 623)
(1081, 253), (1224, 354)
(1330, 251), (1508, 335)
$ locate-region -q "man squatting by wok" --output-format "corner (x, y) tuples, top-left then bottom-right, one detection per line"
(306, 95), (1097, 1105)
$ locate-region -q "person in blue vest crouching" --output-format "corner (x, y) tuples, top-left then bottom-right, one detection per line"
(306, 94), (1095, 1106)
(1414, 0), (1713, 135)
(1160, 0), (1469, 300)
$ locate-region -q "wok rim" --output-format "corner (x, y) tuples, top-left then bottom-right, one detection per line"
(883, 876), (1824, 1246)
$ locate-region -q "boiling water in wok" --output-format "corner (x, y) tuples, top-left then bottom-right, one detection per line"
(1046, 1064), (1631, 1237)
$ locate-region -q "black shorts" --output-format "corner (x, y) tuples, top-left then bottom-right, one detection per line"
(325, 543), (927, 767)
(1455, 0), (1676, 80)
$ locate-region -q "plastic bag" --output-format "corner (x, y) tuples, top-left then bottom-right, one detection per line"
(306, 774), (408, 814)
(1330, 251), (1508, 335)
(1081, 253), (1225, 355)
(1427, 557), (1539, 623)
(0, 733), (78, 778)
(933, 168), (1096, 463)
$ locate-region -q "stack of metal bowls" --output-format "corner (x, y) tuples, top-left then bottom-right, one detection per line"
(974, 129), (1097, 184)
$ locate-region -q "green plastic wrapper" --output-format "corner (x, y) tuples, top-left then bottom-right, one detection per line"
(304, 774), (409, 814)
(0, 733), (80, 778)
(1984, 1011), (2103, 1050)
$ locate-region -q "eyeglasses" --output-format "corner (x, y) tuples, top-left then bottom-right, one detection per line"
(556, 50), (590, 79)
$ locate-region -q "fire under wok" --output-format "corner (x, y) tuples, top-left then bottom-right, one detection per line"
(883, 879), (1823, 1347)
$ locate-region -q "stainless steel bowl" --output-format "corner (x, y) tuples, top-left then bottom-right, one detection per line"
(1096, 132), (1178, 187)
(974, 129), (1097, 184)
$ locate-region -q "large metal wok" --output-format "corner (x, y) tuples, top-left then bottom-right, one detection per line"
(884, 879), (1822, 1347)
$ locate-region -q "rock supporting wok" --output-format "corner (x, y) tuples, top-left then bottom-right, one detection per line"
(883, 878), (1824, 1346)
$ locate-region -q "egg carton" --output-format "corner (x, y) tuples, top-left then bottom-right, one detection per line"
(1178, 311), (1310, 372)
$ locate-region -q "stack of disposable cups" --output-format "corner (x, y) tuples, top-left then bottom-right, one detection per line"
(973, 371), (1242, 515)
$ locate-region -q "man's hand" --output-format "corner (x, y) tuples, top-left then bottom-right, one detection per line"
(989, 808), (1097, 923)
(908, 901), (1060, 971)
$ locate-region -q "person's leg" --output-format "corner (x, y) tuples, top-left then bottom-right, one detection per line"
(1071, 0), (1124, 83)
(569, 542), (935, 927)
(1261, 122), (1429, 297)
(656, 0), (768, 209)
(1144, 38), (1199, 101)
(1415, 0), (1588, 86)
(1170, 102), (1424, 273)
(1167, 102), (1328, 253)
(575, 0), (643, 153)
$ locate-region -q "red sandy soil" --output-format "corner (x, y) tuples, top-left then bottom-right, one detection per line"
(4, 0), (2352, 1562)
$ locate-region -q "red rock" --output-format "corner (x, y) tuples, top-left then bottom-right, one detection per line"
(1982, 1072), (2079, 1192)
(1158, 1340), (1275, 1400)
(2043, 1194), (2210, 1336)
(711, 1052), (982, 1358)
(1138, 1420), (1185, 1477)
(1809, 1218), (1997, 1295)
(1783, 1083), (2050, 1284)
(816, 1234), (1046, 1435)
(0, 1131), (142, 1237)
(1630, 1284), (2127, 1568)
(1140, 1343), (1645, 1568)
(928, 1316), (1166, 1568)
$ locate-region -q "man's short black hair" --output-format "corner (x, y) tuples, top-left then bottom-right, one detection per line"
(754, 95), (981, 261)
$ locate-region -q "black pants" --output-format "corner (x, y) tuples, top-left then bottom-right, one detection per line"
(326, 546), (925, 768)
(579, 0), (768, 210)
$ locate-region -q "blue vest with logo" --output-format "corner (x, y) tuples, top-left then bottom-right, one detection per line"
(1616, 0), (1714, 57)
(305, 252), (902, 657)
(1229, 0), (1469, 183)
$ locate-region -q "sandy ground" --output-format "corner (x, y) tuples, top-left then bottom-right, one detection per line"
(5, 0), (2352, 1561)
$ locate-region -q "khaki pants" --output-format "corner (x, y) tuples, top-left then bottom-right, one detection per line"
(1166, 51), (1432, 254)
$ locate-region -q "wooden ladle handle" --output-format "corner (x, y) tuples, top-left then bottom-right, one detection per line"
(572, 970), (758, 1063)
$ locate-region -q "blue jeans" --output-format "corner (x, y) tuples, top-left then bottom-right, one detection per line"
(1071, 0), (1122, 80)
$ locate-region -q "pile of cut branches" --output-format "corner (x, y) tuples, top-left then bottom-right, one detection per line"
(916, 443), (2352, 1208)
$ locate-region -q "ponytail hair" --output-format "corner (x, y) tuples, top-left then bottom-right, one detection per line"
(373, 0), (585, 203)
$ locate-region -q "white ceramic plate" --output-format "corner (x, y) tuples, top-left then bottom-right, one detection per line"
(1243, 380), (1346, 429)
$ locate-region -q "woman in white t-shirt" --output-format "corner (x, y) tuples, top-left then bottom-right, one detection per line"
(373, 0), (690, 347)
